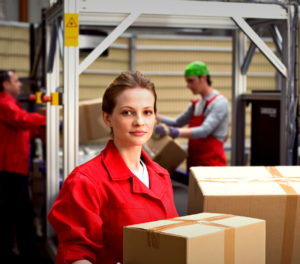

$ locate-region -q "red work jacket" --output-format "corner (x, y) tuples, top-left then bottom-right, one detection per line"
(48, 140), (178, 264)
(0, 92), (46, 175)
(187, 95), (227, 168)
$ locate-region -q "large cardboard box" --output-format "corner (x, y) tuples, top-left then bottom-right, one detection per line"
(187, 166), (300, 264)
(143, 136), (187, 173)
(123, 212), (265, 264)
(79, 99), (110, 143)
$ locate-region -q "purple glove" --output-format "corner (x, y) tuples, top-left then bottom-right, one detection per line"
(168, 126), (180, 138)
(155, 125), (180, 139)
(154, 125), (167, 137)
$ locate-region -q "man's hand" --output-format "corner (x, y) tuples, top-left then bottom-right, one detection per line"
(154, 124), (180, 139)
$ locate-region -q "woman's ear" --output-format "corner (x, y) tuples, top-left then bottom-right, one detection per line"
(102, 111), (112, 127)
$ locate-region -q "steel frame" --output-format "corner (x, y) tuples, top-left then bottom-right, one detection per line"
(44, 0), (296, 249)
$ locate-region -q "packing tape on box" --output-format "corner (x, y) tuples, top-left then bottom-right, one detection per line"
(193, 166), (298, 264)
(266, 167), (298, 264)
(147, 214), (235, 264)
(194, 176), (300, 183)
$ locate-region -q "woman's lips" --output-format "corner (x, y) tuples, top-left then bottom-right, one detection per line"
(130, 130), (147, 136)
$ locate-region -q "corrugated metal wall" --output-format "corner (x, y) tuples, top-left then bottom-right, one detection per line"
(0, 23), (29, 77)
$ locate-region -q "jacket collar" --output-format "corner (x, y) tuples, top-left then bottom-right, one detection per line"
(101, 140), (168, 182)
(102, 140), (169, 199)
(101, 140), (132, 181)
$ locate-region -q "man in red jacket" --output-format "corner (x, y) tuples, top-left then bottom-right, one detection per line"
(0, 69), (46, 262)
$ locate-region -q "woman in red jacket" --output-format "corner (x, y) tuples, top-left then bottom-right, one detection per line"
(48, 71), (178, 264)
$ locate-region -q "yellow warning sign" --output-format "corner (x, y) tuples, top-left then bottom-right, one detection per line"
(65, 13), (79, 47)
(66, 17), (78, 28)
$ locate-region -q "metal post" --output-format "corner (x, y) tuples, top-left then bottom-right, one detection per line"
(279, 17), (289, 164)
(296, 6), (300, 165)
(287, 4), (298, 165)
(63, 0), (79, 178)
(46, 19), (60, 252)
(231, 30), (247, 165)
(130, 34), (136, 71)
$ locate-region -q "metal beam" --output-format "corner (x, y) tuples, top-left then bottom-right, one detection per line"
(269, 24), (283, 56)
(79, 11), (140, 74)
(79, 0), (287, 19)
(241, 42), (256, 75)
(79, 0), (287, 29)
(45, 1), (63, 24)
(232, 16), (287, 78)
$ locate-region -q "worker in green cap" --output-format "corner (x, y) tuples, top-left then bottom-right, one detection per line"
(155, 61), (230, 176)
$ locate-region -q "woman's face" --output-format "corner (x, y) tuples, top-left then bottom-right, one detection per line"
(103, 87), (156, 148)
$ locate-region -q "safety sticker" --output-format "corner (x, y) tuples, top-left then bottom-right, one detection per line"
(65, 13), (79, 46)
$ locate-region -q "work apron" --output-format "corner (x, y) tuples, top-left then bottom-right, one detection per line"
(187, 94), (227, 169)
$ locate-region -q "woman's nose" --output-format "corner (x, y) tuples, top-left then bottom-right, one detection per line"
(134, 113), (144, 125)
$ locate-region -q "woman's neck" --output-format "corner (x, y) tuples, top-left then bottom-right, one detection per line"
(114, 141), (143, 173)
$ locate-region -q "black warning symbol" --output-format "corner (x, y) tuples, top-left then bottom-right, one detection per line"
(66, 17), (78, 28)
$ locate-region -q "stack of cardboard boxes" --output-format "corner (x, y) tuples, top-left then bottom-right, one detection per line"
(187, 166), (300, 264)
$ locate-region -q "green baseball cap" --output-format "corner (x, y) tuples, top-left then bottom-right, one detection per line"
(184, 61), (210, 77)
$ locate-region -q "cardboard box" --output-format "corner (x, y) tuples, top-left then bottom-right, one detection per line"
(143, 136), (187, 173)
(187, 166), (300, 264)
(38, 99), (110, 144)
(123, 212), (265, 264)
(79, 99), (110, 143)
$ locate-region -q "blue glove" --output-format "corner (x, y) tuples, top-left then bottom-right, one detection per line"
(155, 124), (180, 139)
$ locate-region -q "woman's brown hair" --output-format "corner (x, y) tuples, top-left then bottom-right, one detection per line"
(102, 71), (157, 114)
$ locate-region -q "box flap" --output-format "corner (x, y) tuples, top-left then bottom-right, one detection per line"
(190, 166), (300, 196)
(125, 213), (264, 238)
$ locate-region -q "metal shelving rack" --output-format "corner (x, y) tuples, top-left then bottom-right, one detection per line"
(43, 0), (298, 257)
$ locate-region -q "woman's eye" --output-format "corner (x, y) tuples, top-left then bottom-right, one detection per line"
(144, 110), (153, 115)
(122, 110), (132, 116)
